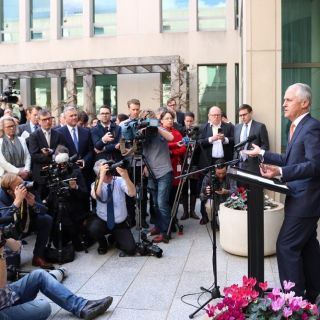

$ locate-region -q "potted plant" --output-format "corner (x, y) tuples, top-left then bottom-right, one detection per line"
(205, 276), (319, 319)
(219, 187), (284, 256)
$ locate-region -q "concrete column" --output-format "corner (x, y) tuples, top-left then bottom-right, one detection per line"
(51, 0), (60, 39)
(83, 0), (93, 38)
(19, 0), (29, 42)
(188, 65), (198, 122)
(83, 74), (95, 118)
(189, 0), (198, 32)
(20, 78), (31, 107)
(65, 67), (77, 106)
(170, 57), (182, 109)
(51, 77), (62, 119)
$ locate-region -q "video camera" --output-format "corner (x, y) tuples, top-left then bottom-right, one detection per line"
(136, 231), (163, 258)
(184, 126), (200, 142)
(122, 118), (159, 141)
(0, 80), (20, 104)
(103, 159), (130, 176)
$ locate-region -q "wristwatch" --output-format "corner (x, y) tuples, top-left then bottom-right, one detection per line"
(0, 252), (6, 260)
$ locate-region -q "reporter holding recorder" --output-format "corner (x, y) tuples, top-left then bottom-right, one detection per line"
(87, 160), (136, 256)
(0, 237), (113, 320)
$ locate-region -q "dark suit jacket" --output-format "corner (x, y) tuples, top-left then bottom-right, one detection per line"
(18, 121), (37, 136)
(234, 120), (269, 173)
(264, 114), (320, 218)
(91, 121), (122, 161)
(197, 122), (234, 169)
(28, 128), (66, 183)
(176, 111), (185, 126)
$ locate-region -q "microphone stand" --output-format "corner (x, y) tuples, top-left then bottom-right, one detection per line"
(176, 159), (239, 319)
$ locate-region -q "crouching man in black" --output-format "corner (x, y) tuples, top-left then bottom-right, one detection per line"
(0, 173), (53, 269)
(88, 160), (136, 256)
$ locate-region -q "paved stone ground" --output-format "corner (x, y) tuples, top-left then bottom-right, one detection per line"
(20, 204), (280, 320)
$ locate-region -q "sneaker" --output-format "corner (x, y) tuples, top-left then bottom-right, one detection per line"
(152, 234), (169, 244)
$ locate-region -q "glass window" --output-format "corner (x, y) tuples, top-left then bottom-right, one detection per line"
(95, 75), (117, 115)
(61, 0), (83, 38)
(61, 76), (84, 108)
(162, 0), (189, 33)
(93, 0), (116, 36)
(0, 0), (19, 43)
(30, 0), (50, 40)
(198, 65), (227, 124)
(31, 78), (51, 108)
(198, 0), (226, 31)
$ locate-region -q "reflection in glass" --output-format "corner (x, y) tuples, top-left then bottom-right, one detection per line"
(198, 0), (226, 31)
(93, 0), (116, 36)
(162, 0), (189, 32)
(61, 0), (83, 38)
(95, 75), (117, 114)
(0, 0), (19, 42)
(31, 78), (51, 107)
(198, 65), (226, 124)
(30, 0), (50, 40)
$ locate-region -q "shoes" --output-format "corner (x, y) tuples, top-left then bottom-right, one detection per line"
(80, 296), (113, 320)
(149, 227), (160, 236)
(97, 246), (108, 255)
(180, 212), (189, 220)
(199, 217), (209, 225)
(152, 234), (169, 244)
(32, 256), (54, 269)
(190, 212), (200, 220)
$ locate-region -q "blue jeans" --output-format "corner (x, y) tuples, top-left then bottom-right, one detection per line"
(148, 171), (172, 234)
(0, 270), (87, 320)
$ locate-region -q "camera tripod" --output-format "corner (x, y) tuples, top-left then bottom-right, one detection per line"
(166, 139), (197, 237)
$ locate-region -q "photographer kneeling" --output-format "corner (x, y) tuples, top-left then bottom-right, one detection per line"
(0, 173), (53, 268)
(88, 160), (136, 256)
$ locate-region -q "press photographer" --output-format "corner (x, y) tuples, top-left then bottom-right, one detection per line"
(0, 173), (53, 268)
(200, 160), (236, 225)
(88, 159), (136, 256)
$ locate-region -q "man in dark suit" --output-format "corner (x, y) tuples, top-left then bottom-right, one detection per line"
(57, 106), (94, 192)
(234, 104), (269, 173)
(28, 109), (66, 199)
(18, 106), (42, 138)
(167, 98), (184, 132)
(245, 83), (320, 303)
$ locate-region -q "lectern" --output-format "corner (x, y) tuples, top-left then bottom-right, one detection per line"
(227, 166), (290, 283)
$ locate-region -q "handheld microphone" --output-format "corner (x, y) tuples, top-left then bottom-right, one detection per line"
(234, 134), (257, 149)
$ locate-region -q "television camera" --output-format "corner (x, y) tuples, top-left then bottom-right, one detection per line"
(0, 80), (20, 104)
(122, 118), (159, 141)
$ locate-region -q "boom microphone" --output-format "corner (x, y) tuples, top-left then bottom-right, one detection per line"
(234, 134), (257, 149)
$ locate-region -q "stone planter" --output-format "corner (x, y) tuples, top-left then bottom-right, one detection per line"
(218, 202), (284, 257)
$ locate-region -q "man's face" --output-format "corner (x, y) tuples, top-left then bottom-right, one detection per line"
(128, 103), (140, 119)
(39, 114), (53, 130)
(167, 100), (177, 111)
(208, 108), (222, 126)
(283, 86), (308, 121)
(215, 167), (226, 181)
(29, 108), (39, 125)
(239, 109), (252, 125)
(184, 116), (194, 128)
(65, 110), (78, 127)
(99, 107), (111, 125)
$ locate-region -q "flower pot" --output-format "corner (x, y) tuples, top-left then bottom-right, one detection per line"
(218, 202), (284, 257)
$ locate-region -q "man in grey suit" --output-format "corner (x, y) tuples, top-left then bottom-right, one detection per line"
(234, 104), (269, 173)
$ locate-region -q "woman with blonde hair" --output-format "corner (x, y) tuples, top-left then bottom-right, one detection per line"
(0, 116), (31, 179)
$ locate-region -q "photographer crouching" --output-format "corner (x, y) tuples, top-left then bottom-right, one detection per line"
(88, 160), (136, 256)
(0, 173), (53, 268)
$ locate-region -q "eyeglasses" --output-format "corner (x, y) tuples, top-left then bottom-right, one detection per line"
(100, 112), (111, 115)
(239, 113), (249, 117)
(4, 125), (16, 129)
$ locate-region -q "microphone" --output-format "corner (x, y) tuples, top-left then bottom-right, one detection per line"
(234, 134), (257, 149)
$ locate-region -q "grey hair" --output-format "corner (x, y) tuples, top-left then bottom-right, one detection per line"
(93, 159), (107, 176)
(63, 106), (78, 114)
(0, 116), (18, 138)
(290, 83), (312, 106)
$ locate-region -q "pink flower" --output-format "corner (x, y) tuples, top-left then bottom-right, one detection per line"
(242, 276), (256, 287)
(271, 297), (285, 311)
(258, 281), (268, 291)
(283, 280), (295, 291)
(283, 307), (292, 318)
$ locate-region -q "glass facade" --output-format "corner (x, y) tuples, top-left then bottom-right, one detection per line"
(61, 0), (83, 38)
(0, 0), (19, 42)
(198, 0), (226, 31)
(95, 75), (117, 115)
(93, 0), (116, 36)
(282, 0), (320, 151)
(162, 0), (189, 32)
(30, 0), (50, 40)
(198, 65), (226, 124)
(31, 78), (51, 107)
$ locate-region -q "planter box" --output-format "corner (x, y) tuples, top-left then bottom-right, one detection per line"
(218, 202), (284, 257)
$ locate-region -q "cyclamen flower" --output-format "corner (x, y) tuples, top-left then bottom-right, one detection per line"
(271, 297), (285, 311)
(283, 280), (295, 291)
(283, 307), (293, 318)
(258, 281), (268, 291)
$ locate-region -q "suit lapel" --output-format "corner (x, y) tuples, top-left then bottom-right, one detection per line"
(38, 130), (48, 148)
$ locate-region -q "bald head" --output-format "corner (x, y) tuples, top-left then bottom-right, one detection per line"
(208, 106), (222, 126)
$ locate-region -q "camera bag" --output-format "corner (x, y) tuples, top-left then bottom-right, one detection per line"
(44, 243), (75, 264)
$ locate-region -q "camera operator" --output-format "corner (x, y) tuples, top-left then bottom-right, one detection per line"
(0, 237), (113, 320)
(91, 105), (122, 162)
(0, 173), (53, 268)
(88, 160), (136, 256)
(199, 160), (236, 225)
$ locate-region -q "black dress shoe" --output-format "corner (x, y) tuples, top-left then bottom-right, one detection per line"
(80, 296), (113, 320)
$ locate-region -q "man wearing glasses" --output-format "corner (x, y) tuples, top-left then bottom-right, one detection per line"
(91, 105), (122, 162)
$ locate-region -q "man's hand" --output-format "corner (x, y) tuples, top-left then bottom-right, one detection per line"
(25, 192), (36, 207)
(102, 132), (114, 143)
(68, 179), (78, 189)
(215, 188), (229, 195)
(243, 143), (261, 157)
(99, 163), (108, 178)
(18, 170), (29, 180)
(217, 133), (225, 141)
(116, 167), (129, 179)
(5, 238), (21, 252)
(259, 164), (281, 178)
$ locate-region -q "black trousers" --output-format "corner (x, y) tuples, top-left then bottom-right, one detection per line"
(277, 215), (320, 302)
(33, 214), (52, 257)
(87, 216), (136, 255)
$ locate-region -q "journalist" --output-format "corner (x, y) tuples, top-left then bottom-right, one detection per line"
(0, 173), (53, 268)
(88, 160), (136, 256)
(0, 238), (113, 320)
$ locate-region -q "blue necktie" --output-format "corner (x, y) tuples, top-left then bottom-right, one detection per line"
(72, 127), (79, 152)
(107, 184), (115, 230)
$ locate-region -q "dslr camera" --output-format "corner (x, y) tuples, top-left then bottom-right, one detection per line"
(0, 80), (20, 104)
(103, 159), (130, 176)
